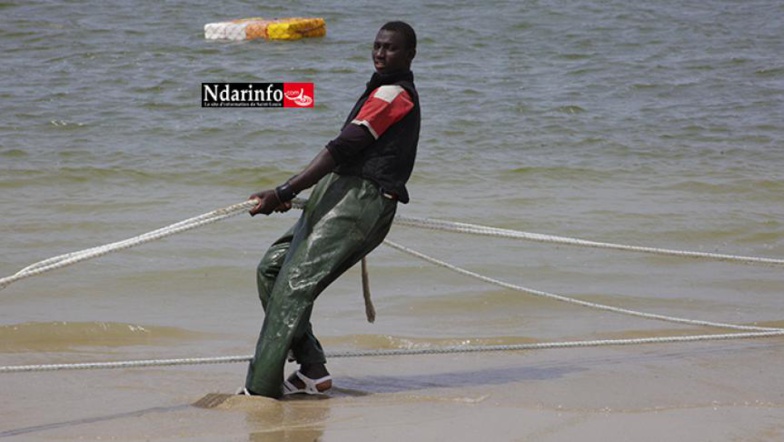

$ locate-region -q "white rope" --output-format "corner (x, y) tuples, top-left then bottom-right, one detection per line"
(393, 216), (784, 267)
(1, 200), (782, 373)
(0, 356), (251, 373)
(382, 240), (783, 332)
(2, 330), (783, 373)
(0, 200), (257, 290)
(3, 199), (781, 291)
(1, 239), (782, 374)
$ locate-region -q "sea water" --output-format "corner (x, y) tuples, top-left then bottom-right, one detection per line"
(1, 0), (783, 438)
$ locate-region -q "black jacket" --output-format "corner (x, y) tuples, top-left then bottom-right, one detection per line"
(329, 70), (420, 203)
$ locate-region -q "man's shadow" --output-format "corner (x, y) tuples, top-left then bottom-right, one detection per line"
(332, 362), (585, 396)
(329, 341), (766, 396)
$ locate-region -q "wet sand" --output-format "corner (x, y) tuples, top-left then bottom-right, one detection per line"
(2, 339), (783, 441)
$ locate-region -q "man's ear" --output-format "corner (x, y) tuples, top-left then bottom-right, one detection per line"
(407, 48), (416, 62)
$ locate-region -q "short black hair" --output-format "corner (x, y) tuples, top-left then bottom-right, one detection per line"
(380, 21), (417, 50)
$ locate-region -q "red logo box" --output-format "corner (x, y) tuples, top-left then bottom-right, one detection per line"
(283, 83), (315, 108)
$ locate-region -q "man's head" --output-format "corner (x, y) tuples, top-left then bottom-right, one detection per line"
(372, 21), (416, 75)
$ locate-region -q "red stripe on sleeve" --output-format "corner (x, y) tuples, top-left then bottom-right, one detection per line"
(351, 85), (414, 139)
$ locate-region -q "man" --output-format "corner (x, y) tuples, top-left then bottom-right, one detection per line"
(242, 21), (420, 398)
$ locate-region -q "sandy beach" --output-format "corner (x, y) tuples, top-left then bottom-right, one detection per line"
(2, 336), (783, 441)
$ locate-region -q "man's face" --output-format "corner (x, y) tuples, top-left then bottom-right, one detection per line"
(372, 29), (414, 74)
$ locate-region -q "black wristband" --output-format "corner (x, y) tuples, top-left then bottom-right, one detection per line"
(274, 182), (297, 203)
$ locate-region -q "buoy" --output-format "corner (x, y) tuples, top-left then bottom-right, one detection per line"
(204, 17), (326, 41)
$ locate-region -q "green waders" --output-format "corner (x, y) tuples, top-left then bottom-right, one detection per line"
(245, 173), (397, 398)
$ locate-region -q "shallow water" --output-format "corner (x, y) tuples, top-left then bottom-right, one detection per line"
(1, 0), (783, 440)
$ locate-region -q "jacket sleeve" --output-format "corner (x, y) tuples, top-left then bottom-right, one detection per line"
(326, 85), (414, 163)
(350, 85), (414, 139)
(325, 123), (375, 164)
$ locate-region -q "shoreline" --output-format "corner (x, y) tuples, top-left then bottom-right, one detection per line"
(2, 339), (783, 441)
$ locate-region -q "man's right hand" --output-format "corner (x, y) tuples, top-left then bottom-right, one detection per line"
(248, 190), (288, 216)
